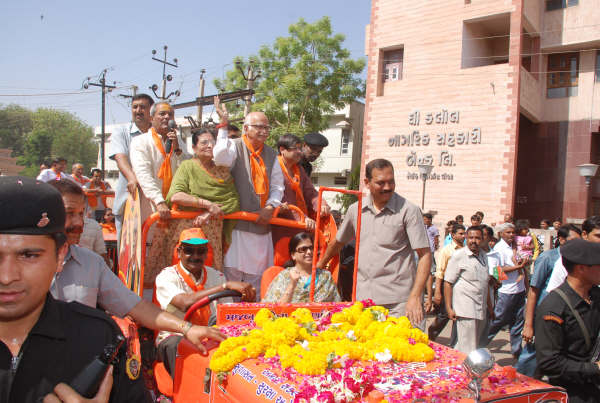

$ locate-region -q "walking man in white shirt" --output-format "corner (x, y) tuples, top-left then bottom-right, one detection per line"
(485, 223), (529, 359)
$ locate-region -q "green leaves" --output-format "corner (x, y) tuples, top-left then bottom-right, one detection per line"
(0, 105), (96, 176)
(213, 16), (365, 146)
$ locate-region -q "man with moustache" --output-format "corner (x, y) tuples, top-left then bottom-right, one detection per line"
(155, 229), (254, 377)
(109, 93), (153, 242)
(131, 101), (190, 223)
(444, 226), (494, 354)
(213, 108), (284, 297)
(317, 159), (431, 326)
(47, 179), (226, 359)
(299, 132), (328, 177)
(0, 176), (150, 402)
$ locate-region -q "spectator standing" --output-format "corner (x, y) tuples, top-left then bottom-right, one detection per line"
(486, 223), (529, 359)
(429, 223), (464, 341)
(84, 168), (113, 222)
(37, 157), (71, 182)
(70, 163), (89, 186)
(423, 212), (439, 312)
(444, 226), (494, 354)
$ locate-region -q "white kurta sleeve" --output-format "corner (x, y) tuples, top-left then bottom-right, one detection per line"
(266, 159), (284, 207)
(130, 136), (165, 206)
(213, 128), (236, 167)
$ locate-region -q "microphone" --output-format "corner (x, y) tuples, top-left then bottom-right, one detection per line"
(166, 120), (177, 154)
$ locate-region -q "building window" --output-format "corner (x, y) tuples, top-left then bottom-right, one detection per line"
(340, 129), (350, 155)
(334, 176), (347, 185)
(547, 52), (579, 98)
(461, 14), (510, 68)
(546, 0), (578, 11)
(383, 49), (403, 83)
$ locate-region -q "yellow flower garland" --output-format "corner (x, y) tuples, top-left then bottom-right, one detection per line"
(210, 303), (435, 375)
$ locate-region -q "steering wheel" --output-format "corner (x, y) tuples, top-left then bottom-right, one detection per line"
(183, 290), (242, 322)
(273, 204), (306, 223)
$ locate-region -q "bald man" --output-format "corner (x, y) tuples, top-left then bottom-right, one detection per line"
(213, 101), (284, 298)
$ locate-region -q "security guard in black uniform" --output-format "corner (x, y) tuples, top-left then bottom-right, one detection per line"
(535, 238), (600, 403)
(0, 176), (150, 403)
(299, 132), (329, 177)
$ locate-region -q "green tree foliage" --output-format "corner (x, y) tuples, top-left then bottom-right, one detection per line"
(0, 105), (97, 177)
(336, 164), (361, 213)
(0, 104), (33, 156)
(214, 17), (365, 147)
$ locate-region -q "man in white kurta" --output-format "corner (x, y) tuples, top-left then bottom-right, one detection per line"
(213, 111), (284, 299)
(130, 102), (190, 289)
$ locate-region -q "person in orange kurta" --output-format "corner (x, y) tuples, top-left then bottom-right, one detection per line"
(272, 134), (330, 249)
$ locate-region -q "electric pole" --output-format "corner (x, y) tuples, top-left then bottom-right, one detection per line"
(84, 70), (116, 176)
(150, 45), (180, 101)
(236, 60), (261, 117)
(197, 69), (206, 123)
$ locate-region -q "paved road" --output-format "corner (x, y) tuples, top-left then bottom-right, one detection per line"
(425, 315), (517, 367)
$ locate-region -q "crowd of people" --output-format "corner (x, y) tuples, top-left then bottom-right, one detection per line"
(424, 212), (600, 402)
(1, 92), (598, 401)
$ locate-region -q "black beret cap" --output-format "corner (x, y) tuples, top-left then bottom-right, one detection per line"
(560, 238), (600, 266)
(0, 176), (65, 235)
(304, 132), (329, 147)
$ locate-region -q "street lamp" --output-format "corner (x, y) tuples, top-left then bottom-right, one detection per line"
(418, 163), (434, 210)
(577, 163), (599, 187)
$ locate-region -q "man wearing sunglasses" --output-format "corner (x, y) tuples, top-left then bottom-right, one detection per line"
(155, 229), (255, 377)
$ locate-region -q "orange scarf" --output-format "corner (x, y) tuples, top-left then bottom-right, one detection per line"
(151, 127), (174, 198)
(73, 175), (89, 185)
(175, 263), (210, 326)
(101, 222), (116, 233)
(277, 156), (308, 215)
(87, 181), (108, 209)
(242, 134), (269, 207)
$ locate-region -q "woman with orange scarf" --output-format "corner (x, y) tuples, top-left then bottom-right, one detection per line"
(272, 134), (331, 248)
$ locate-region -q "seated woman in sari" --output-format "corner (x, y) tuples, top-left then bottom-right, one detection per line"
(165, 129), (240, 270)
(272, 134), (330, 247)
(263, 232), (340, 303)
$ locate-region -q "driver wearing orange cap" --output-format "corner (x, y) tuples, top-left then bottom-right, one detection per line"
(155, 228), (255, 377)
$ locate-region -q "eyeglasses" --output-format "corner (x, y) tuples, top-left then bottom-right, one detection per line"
(197, 139), (215, 147)
(295, 245), (313, 254)
(248, 124), (271, 132)
(181, 245), (208, 255)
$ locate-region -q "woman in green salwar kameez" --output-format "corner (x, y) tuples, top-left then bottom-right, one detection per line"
(165, 129), (240, 270)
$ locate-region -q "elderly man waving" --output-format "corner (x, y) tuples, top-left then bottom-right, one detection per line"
(213, 99), (284, 298)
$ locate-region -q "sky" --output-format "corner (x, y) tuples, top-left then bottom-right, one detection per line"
(0, 1), (371, 128)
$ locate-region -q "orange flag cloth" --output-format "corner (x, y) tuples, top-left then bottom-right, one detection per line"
(151, 127), (174, 198)
(242, 134), (269, 207)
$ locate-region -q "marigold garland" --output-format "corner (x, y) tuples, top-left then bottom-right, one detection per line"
(209, 302), (435, 376)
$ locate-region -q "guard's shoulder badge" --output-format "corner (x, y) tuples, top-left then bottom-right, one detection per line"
(543, 314), (564, 325)
(126, 355), (141, 380)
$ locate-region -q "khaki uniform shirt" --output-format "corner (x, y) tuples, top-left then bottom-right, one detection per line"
(444, 247), (489, 320)
(337, 193), (429, 305)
